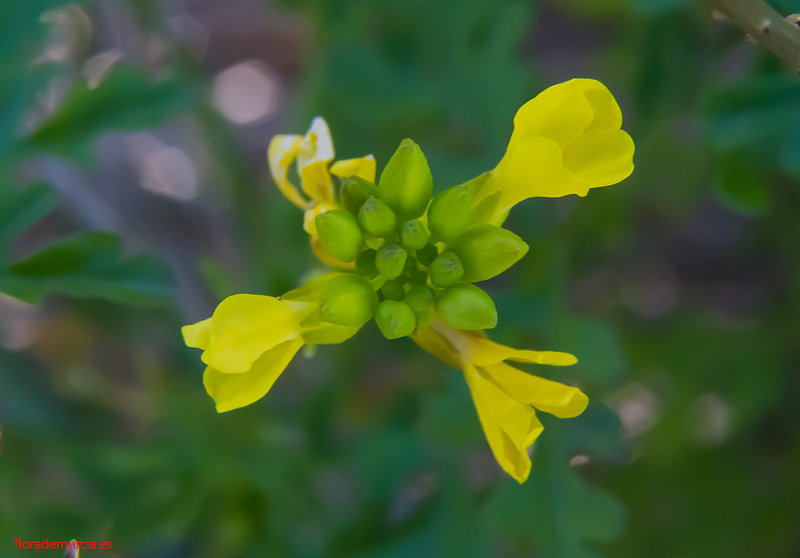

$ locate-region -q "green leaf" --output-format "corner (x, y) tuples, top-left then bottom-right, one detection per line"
(778, 124), (800, 179)
(22, 64), (202, 160)
(0, 230), (176, 305)
(714, 152), (772, 216)
(705, 76), (800, 151)
(627, 0), (690, 16)
(0, 182), (57, 252)
(485, 408), (627, 558)
(557, 318), (627, 390)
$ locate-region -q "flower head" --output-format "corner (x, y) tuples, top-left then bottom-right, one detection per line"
(182, 273), (359, 412)
(184, 78), (633, 482)
(468, 78), (634, 224)
(413, 322), (587, 483)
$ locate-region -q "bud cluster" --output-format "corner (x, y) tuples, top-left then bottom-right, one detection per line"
(314, 139), (529, 340)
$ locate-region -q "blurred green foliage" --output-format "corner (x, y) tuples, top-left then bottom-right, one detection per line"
(0, 0), (799, 557)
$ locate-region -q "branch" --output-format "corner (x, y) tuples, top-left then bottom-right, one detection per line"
(707, 0), (800, 74)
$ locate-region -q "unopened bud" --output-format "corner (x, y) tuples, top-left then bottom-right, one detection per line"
(315, 209), (363, 263)
(447, 224), (528, 282)
(375, 300), (416, 339)
(400, 220), (429, 250)
(340, 176), (377, 215)
(359, 196), (397, 238)
(377, 139), (433, 220)
(375, 243), (408, 279)
(435, 283), (497, 330)
(320, 274), (378, 327)
(404, 285), (434, 329)
(427, 184), (471, 242)
(416, 244), (438, 267)
(380, 279), (406, 301)
(429, 251), (464, 287)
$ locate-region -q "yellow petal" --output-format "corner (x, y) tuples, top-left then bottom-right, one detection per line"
(201, 294), (300, 374)
(268, 134), (309, 209)
(582, 81), (623, 131)
(279, 273), (362, 344)
(204, 339), (303, 412)
(480, 78), (633, 218)
(470, 336), (577, 367)
(297, 117), (335, 168)
(330, 155), (377, 183)
(281, 272), (340, 302)
(294, 118), (338, 204)
(411, 324), (463, 369)
(303, 202), (337, 235)
(508, 79), (596, 152)
(562, 128), (634, 188)
(465, 366), (543, 483)
(303, 316), (360, 345)
(491, 136), (588, 211)
(485, 361), (588, 419)
(300, 162), (335, 205)
(182, 317), (212, 350)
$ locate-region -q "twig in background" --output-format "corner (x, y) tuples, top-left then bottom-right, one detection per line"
(707, 0), (800, 74)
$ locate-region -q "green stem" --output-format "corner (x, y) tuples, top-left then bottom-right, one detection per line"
(707, 0), (800, 73)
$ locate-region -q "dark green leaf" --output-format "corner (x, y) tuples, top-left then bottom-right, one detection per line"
(485, 410), (627, 558)
(0, 182), (57, 253)
(22, 65), (202, 159)
(705, 76), (800, 151)
(0, 230), (176, 305)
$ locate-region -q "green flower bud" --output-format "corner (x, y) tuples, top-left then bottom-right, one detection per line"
(375, 243), (408, 279)
(377, 139), (433, 220)
(408, 269), (428, 286)
(380, 279), (405, 301)
(435, 283), (497, 330)
(375, 300), (416, 339)
(355, 249), (379, 278)
(404, 285), (434, 329)
(447, 224), (529, 282)
(429, 251), (464, 287)
(340, 176), (377, 215)
(320, 274), (378, 327)
(400, 220), (429, 250)
(416, 244), (438, 267)
(358, 196), (397, 238)
(427, 184), (471, 242)
(315, 210), (363, 263)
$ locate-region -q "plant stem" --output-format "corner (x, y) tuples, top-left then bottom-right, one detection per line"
(707, 0), (800, 73)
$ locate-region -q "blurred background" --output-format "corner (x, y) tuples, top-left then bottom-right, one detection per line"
(1, 0), (799, 556)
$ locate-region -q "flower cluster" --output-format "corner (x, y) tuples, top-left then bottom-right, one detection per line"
(183, 78), (634, 482)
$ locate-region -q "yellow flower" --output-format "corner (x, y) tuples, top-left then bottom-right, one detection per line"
(471, 78), (635, 223)
(267, 117), (376, 266)
(412, 320), (587, 483)
(182, 273), (359, 412)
